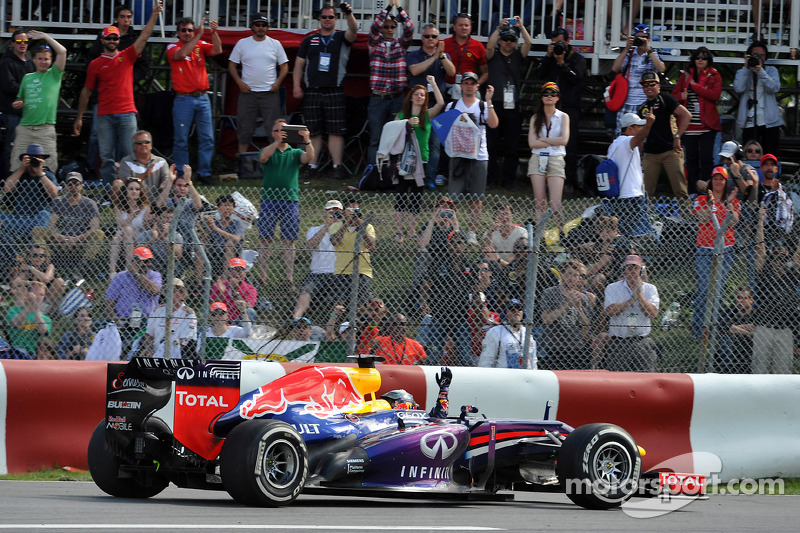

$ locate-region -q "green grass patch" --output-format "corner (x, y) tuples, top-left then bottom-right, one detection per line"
(1, 467), (92, 482)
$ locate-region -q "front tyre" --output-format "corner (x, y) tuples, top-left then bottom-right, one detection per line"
(87, 421), (169, 498)
(557, 423), (641, 510)
(220, 420), (308, 507)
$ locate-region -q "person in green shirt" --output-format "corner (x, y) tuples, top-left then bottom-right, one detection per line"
(11, 30), (66, 173)
(256, 118), (314, 289)
(6, 280), (52, 357)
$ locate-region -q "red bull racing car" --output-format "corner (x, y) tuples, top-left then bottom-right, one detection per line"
(89, 356), (644, 510)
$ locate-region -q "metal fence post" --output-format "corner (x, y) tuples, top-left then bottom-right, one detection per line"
(163, 198), (188, 359)
(523, 211), (551, 368)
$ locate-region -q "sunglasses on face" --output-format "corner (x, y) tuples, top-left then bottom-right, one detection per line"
(642, 81), (659, 87)
(746, 148), (761, 153)
(422, 34), (438, 38)
(501, 36), (517, 42)
(179, 28), (195, 33)
(695, 55), (710, 60)
(14, 39), (29, 44)
(542, 91), (559, 97)
(134, 140), (151, 145)
(103, 35), (120, 41)
(320, 14), (336, 19)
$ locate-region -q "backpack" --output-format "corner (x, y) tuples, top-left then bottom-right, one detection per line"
(595, 159), (621, 198)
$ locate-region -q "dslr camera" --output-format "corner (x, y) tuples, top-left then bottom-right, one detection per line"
(30, 157), (42, 168)
(552, 41), (567, 56)
(633, 36), (645, 47)
(747, 53), (762, 68)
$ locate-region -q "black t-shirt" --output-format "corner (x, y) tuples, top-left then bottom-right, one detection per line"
(638, 93), (680, 154)
(426, 256), (476, 321)
(297, 30), (353, 88)
(487, 47), (523, 107)
(753, 266), (800, 328)
(9, 173), (52, 216)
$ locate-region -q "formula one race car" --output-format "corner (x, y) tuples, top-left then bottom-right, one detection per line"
(89, 356), (644, 510)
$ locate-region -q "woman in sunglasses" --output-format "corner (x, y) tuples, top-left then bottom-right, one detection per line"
(528, 82), (569, 232)
(672, 46), (721, 195)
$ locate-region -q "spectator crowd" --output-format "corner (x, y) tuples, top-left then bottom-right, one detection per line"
(0, 3), (797, 375)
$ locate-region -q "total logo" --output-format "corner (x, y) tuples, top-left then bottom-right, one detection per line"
(176, 390), (230, 407)
(420, 429), (459, 460)
(293, 423), (321, 435)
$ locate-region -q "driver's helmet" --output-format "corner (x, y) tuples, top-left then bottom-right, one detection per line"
(381, 389), (419, 410)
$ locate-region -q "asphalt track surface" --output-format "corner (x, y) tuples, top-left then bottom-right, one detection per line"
(0, 481), (796, 532)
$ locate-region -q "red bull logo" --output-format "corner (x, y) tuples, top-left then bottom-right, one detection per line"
(240, 366), (365, 420)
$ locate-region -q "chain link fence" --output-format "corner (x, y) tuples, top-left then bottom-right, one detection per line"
(1, 178), (797, 374)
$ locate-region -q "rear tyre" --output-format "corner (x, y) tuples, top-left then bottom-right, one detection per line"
(220, 420), (308, 507)
(557, 423), (640, 510)
(87, 421), (169, 499)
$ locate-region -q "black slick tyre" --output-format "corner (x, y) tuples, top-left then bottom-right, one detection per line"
(219, 420), (309, 507)
(87, 421), (169, 499)
(557, 423), (641, 510)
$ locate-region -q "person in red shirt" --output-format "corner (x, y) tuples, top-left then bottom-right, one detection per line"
(74, 1), (162, 185)
(167, 16), (222, 186)
(442, 13), (487, 99)
(373, 313), (427, 365)
(210, 257), (258, 324)
(692, 166), (740, 338)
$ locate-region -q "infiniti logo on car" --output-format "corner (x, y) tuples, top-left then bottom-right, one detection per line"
(176, 367), (194, 380)
(420, 429), (458, 460)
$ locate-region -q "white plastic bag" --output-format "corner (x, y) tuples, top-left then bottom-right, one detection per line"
(86, 322), (122, 361)
(444, 113), (480, 159)
(231, 191), (258, 230)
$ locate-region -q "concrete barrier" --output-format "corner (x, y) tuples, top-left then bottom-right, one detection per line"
(2, 360), (799, 480)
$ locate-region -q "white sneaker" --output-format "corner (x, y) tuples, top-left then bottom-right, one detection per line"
(466, 231), (478, 246)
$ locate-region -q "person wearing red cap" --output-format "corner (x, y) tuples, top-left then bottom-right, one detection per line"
(601, 254), (660, 372)
(74, 2), (163, 184)
(691, 166), (740, 338)
(757, 153), (794, 241)
(105, 247), (163, 353)
(209, 257), (257, 324)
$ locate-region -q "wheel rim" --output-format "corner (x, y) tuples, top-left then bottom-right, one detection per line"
(261, 439), (300, 490)
(592, 441), (632, 487)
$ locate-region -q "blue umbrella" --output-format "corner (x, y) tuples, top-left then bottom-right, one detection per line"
(430, 109), (462, 144)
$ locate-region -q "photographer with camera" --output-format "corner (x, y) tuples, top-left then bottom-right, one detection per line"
(485, 17), (532, 191)
(610, 23), (665, 136)
(734, 41), (782, 157)
(0, 143), (58, 242)
(535, 27), (586, 190)
(329, 197), (377, 304)
(293, 200), (343, 319)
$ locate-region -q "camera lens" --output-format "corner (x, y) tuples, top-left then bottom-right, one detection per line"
(633, 37), (644, 47)
(553, 41), (566, 55)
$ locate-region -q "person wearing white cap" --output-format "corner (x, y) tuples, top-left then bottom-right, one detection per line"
(601, 254), (659, 372)
(293, 200), (343, 319)
(141, 277), (197, 359)
(605, 111), (654, 238)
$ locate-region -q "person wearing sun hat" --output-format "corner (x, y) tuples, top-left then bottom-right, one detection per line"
(0, 143), (58, 241)
(637, 70), (691, 199)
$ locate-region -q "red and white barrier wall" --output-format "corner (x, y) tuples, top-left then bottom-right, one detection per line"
(2, 360), (800, 480)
